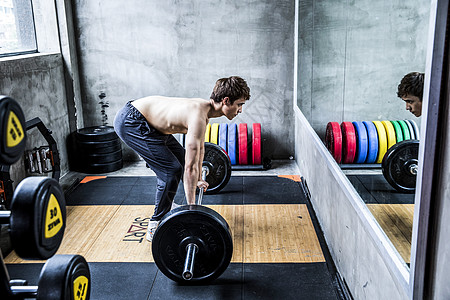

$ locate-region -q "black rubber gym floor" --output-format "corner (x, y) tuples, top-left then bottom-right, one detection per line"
(64, 176), (309, 206)
(346, 174), (415, 204)
(6, 176), (341, 300)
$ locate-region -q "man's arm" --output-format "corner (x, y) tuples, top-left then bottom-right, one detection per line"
(184, 116), (207, 205)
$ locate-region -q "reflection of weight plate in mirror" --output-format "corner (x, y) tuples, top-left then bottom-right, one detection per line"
(381, 121), (396, 149)
(390, 121), (404, 143)
(382, 140), (419, 193)
(341, 122), (356, 163)
(405, 119), (420, 140)
(397, 120), (411, 140)
(352, 121), (368, 164)
(363, 121), (378, 164)
(372, 121), (388, 164)
(404, 120), (416, 139)
(325, 122), (342, 163)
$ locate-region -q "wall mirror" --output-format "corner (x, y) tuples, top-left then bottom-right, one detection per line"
(296, 0), (430, 269)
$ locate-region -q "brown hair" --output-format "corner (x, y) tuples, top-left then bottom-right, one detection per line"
(397, 72), (425, 101)
(210, 76), (250, 103)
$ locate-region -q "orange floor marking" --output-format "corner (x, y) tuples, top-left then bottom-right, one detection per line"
(277, 175), (301, 182)
(80, 176), (107, 183)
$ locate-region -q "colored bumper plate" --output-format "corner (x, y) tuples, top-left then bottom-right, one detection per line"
(407, 119), (420, 139)
(397, 120), (411, 140)
(219, 123), (228, 152)
(252, 123), (262, 165)
(372, 121), (387, 164)
(204, 123), (211, 142)
(325, 122), (342, 163)
(363, 121), (378, 164)
(341, 122), (356, 164)
(228, 124), (238, 165)
(381, 120), (397, 149)
(352, 121), (368, 163)
(210, 123), (219, 144)
(238, 123), (248, 165)
(390, 121), (404, 143)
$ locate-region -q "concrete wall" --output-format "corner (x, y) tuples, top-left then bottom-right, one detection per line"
(294, 108), (409, 299)
(72, 0), (295, 160)
(297, 0), (429, 138)
(0, 53), (70, 185)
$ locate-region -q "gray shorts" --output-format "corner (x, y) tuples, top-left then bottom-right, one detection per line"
(113, 101), (185, 221)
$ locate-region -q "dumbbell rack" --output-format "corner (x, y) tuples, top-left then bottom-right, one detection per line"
(0, 95), (90, 299)
(1, 117), (60, 209)
(0, 253), (36, 297)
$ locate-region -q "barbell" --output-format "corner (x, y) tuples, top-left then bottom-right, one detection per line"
(151, 142), (233, 283)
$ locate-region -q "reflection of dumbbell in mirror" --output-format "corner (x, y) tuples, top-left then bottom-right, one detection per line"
(382, 140), (419, 193)
(152, 143), (233, 283)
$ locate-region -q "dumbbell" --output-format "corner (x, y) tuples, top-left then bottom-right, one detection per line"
(382, 139), (419, 193)
(151, 143), (233, 283)
(0, 177), (66, 259)
(0, 96), (27, 166)
(2, 254), (90, 300)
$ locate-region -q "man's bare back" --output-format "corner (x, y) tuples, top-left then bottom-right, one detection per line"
(131, 96), (210, 135)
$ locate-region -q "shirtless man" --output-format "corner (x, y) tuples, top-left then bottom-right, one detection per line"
(397, 72), (424, 117)
(113, 76), (250, 241)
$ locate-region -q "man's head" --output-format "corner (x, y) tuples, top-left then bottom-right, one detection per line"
(397, 72), (424, 117)
(210, 76), (250, 104)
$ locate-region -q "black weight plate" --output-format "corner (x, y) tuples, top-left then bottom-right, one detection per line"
(152, 205), (233, 283)
(77, 140), (122, 154)
(76, 139), (121, 154)
(79, 149), (122, 164)
(79, 158), (123, 174)
(382, 139), (419, 193)
(37, 254), (91, 300)
(0, 96), (27, 165)
(10, 177), (66, 259)
(203, 142), (231, 194)
(75, 126), (118, 142)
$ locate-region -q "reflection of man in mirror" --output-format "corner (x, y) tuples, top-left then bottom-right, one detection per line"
(397, 72), (424, 117)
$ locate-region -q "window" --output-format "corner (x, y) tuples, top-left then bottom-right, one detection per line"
(0, 0), (37, 57)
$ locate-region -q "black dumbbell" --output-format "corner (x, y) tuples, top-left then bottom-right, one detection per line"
(0, 177), (66, 259)
(0, 96), (27, 165)
(2, 254), (90, 299)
